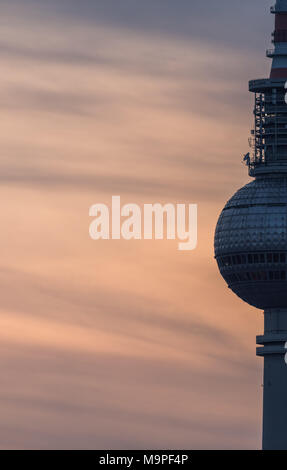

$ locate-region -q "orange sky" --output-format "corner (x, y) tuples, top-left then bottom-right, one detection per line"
(0, 0), (274, 449)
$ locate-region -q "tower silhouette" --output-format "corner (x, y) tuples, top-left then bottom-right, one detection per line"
(214, 0), (287, 450)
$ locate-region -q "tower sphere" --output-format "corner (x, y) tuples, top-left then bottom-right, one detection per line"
(214, 176), (287, 310)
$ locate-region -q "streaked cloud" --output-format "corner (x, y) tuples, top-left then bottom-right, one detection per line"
(0, 0), (268, 449)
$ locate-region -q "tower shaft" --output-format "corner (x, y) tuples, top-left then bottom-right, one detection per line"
(257, 309), (287, 450)
(215, 0), (287, 450)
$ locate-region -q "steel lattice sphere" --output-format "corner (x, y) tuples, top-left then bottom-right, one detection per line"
(214, 176), (287, 309)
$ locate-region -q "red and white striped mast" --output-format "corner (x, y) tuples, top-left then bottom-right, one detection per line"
(269, 0), (287, 78)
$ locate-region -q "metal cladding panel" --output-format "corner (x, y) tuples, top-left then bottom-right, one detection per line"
(275, 0), (287, 12)
(233, 282), (287, 310)
(215, 177), (287, 256)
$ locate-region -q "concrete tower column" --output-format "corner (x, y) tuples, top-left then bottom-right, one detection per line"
(257, 309), (287, 450)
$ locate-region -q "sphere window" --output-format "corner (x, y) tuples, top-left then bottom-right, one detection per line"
(267, 253), (273, 263)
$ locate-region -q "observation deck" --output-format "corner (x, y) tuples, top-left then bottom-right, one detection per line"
(248, 78), (287, 176)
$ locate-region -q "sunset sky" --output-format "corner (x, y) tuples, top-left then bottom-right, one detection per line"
(0, 0), (273, 449)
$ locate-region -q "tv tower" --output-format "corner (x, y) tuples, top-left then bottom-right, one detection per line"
(214, 0), (287, 450)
